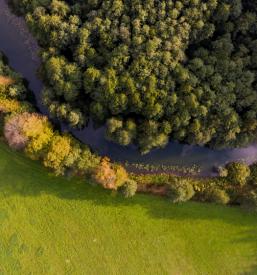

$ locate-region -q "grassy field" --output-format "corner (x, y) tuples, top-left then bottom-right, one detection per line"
(0, 142), (256, 275)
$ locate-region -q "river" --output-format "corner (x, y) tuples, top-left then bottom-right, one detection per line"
(1, 0), (257, 175)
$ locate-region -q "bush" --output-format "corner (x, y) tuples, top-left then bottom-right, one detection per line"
(43, 134), (81, 175)
(168, 179), (195, 203)
(225, 162), (250, 186)
(121, 179), (137, 198)
(217, 166), (228, 178)
(131, 173), (171, 186)
(75, 147), (100, 175)
(202, 187), (230, 205)
(249, 163), (257, 186)
(240, 190), (257, 212)
(0, 114), (4, 136)
(113, 164), (129, 188)
(92, 157), (117, 190)
(4, 112), (29, 150)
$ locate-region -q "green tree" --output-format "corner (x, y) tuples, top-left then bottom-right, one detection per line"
(226, 162), (250, 186)
(168, 178), (195, 203)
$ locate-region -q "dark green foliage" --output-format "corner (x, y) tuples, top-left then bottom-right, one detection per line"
(9, 0), (257, 153)
(167, 178), (195, 203)
(121, 179), (138, 198)
(8, 0), (51, 15)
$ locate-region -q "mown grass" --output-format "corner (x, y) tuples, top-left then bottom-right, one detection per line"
(0, 142), (256, 275)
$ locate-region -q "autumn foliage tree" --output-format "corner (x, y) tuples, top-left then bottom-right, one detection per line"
(4, 113), (29, 150)
(92, 157), (117, 190)
(4, 111), (99, 176)
(93, 157), (129, 190)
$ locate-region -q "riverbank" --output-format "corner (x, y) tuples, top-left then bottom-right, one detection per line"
(1, 0), (257, 176)
(0, 141), (257, 274)
(0, 2), (257, 212)
(1, 35), (257, 211)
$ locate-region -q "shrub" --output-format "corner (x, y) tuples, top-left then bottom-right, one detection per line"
(4, 112), (29, 150)
(240, 190), (257, 212)
(43, 134), (81, 175)
(75, 147), (100, 175)
(225, 162), (250, 186)
(22, 113), (54, 158)
(113, 164), (129, 188)
(131, 173), (170, 186)
(121, 179), (137, 198)
(249, 163), (257, 186)
(202, 187), (230, 205)
(167, 178), (195, 203)
(93, 158), (131, 190)
(0, 98), (22, 113)
(217, 166), (228, 178)
(4, 112), (54, 153)
(93, 157), (117, 190)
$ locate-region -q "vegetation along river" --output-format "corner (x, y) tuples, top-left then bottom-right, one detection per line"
(1, 0), (257, 175)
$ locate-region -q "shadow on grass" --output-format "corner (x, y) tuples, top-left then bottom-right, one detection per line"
(1, 143), (257, 219)
(1, 144), (257, 273)
(237, 229), (257, 275)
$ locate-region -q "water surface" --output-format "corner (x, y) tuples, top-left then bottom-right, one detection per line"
(1, 0), (257, 175)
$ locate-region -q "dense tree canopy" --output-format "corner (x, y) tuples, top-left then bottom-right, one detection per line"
(10, 0), (257, 153)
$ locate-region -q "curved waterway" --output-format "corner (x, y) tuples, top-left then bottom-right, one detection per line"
(1, 0), (257, 175)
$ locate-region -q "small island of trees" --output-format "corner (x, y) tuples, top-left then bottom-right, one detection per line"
(9, 0), (257, 154)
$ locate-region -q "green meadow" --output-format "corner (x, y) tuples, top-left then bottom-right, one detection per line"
(0, 142), (256, 274)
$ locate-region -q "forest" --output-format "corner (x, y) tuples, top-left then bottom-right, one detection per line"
(9, 0), (257, 153)
(1, 47), (257, 208)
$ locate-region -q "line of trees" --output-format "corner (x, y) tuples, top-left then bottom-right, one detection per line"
(0, 52), (137, 196)
(1, 51), (257, 207)
(132, 161), (257, 211)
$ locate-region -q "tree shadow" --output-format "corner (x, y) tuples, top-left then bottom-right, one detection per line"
(236, 228), (257, 275)
(1, 147), (257, 273)
(1, 147), (257, 224)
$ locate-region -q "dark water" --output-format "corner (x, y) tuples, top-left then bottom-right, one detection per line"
(1, 0), (257, 175)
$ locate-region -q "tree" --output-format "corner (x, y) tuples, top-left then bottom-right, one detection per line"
(202, 187), (230, 205)
(43, 134), (79, 175)
(22, 113), (54, 158)
(11, 0), (257, 153)
(121, 179), (137, 198)
(75, 147), (100, 175)
(113, 164), (129, 188)
(4, 113), (29, 150)
(249, 163), (257, 186)
(44, 56), (82, 102)
(226, 162), (250, 186)
(92, 157), (130, 189)
(168, 178), (195, 203)
(92, 157), (117, 189)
